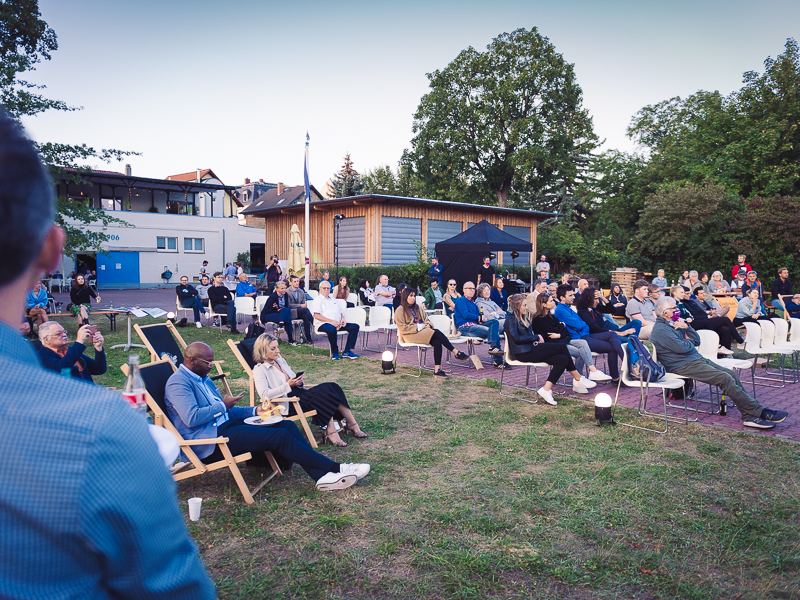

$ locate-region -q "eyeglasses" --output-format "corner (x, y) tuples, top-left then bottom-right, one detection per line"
(464, 286), (475, 290)
(192, 357), (214, 367)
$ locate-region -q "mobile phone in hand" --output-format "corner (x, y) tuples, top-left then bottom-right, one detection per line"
(294, 371), (304, 377)
(85, 325), (98, 336)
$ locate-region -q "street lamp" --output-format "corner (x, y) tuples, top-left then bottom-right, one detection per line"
(333, 214), (344, 280)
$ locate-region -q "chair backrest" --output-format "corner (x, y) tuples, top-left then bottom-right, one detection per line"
(237, 337), (257, 370)
(347, 292), (358, 305)
(345, 306), (366, 328)
(336, 299), (347, 312)
(369, 305), (391, 328)
(235, 297), (255, 312)
(428, 314), (451, 336)
(790, 318), (800, 343)
(136, 323), (185, 365)
(256, 295), (268, 315)
(760, 319), (776, 347)
(175, 296), (182, 310)
(771, 318), (789, 344)
(138, 359), (178, 417)
(696, 329), (720, 360)
(307, 289), (319, 299)
(743, 322), (762, 351)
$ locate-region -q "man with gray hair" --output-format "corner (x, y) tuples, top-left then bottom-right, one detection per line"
(0, 111), (215, 598)
(650, 295), (788, 430)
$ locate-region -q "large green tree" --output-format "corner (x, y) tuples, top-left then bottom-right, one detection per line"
(1, 0), (133, 253)
(329, 153), (365, 198)
(402, 27), (598, 209)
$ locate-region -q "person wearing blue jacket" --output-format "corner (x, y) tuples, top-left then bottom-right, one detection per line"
(37, 320), (107, 384)
(25, 281), (49, 330)
(453, 281), (506, 368)
(554, 284), (622, 381)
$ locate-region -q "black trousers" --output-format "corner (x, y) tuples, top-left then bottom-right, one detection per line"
(427, 329), (456, 366)
(732, 314), (772, 329)
(692, 317), (744, 348)
(513, 344), (576, 384)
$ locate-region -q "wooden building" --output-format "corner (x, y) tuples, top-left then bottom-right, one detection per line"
(240, 194), (556, 271)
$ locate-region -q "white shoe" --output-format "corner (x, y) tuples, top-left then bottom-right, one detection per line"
(588, 370), (612, 382)
(572, 384), (589, 394)
(537, 387), (557, 405)
(717, 346), (734, 355)
(577, 376), (597, 389)
(315, 472), (358, 491)
(196, 322), (202, 328)
(339, 463), (370, 481)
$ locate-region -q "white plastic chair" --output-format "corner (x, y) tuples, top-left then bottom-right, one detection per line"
(742, 321), (793, 388)
(498, 342), (548, 403)
(696, 329), (755, 408)
(311, 319), (348, 358)
(428, 314), (468, 365)
(175, 296), (191, 320)
(307, 290), (319, 300)
(395, 327), (433, 378)
(450, 314), (490, 369)
(255, 296), (268, 320)
(347, 292), (358, 306)
(335, 299), (347, 313)
(346, 306), (380, 353)
(234, 297), (258, 328)
(368, 305), (397, 350)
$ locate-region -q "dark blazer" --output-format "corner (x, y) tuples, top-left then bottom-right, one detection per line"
(504, 313), (540, 356)
(577, 308), (610, 334)
(530, 314), (573, 345)
(37, 343), (107, 384)
(684, 298), (710, 321)
(261, 291), (290, 321)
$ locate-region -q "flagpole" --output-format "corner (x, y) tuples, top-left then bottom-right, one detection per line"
(303, 133), (311, 292)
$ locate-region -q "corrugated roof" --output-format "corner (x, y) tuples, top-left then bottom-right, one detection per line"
(240, 185), (325, 214)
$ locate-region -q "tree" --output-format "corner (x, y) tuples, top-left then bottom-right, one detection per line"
(402, 27), (598, 208)
(362, 165), (399, 196)
(1, 0), (134, 252)
(329, 153), (365, 198)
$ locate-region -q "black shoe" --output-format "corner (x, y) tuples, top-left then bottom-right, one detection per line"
(488, 346), (504, 357)
(230, 328), (240, 335)
(742, 417), (776, 429)
(454, 351), (469, 361)
(493, 361), (511, 370)
(760, 408), (788, 423)
(434, 370), (448, 378)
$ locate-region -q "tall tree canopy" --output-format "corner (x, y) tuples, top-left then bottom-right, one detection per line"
(402, 27), (598, 209)
(329, 153), (365, 198)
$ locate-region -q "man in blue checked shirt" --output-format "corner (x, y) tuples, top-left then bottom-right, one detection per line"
(0, 110), (216, 599)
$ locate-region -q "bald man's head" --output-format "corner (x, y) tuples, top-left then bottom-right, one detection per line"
(184, 342), (214, 377)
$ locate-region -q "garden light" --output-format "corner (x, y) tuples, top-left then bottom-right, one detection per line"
(594, 392), (615, 426)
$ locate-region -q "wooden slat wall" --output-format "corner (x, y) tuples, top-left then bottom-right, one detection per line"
(259, 199), (541, 267)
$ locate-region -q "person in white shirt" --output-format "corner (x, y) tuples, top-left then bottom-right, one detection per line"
(310, 281), (360, 360)
(374, 275), (396, 308)
(535, 255), (550, 276)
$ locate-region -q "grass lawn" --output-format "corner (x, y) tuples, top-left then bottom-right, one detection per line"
(80, 317), (800, 599)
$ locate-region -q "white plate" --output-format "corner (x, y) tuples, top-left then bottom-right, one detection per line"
(244, 415), (283, 426)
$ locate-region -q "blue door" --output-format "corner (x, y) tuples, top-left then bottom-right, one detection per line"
(96, 252), (140, 289)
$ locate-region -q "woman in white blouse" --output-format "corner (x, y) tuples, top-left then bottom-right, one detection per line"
(252, 334), (366, 446)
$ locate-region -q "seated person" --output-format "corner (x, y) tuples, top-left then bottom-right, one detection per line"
(554, 284), (623, 382)
(529, 280), (549, 303)
(529, 293), (610, 393)
(535, 270), (550, 285)
(260, 281), (297, 345)
(392, 283), (407, 312)
(547, 282), (558, 297)
(358, 279), (376, 307)
(235, 273), (257, 298)
(678, 270), (690, 286)
(166, 342), (369, 491)
(672, 285), (743, 353)
(195, 274), (212, 307)
(374, 275), (396, 308)
(252, 334), (367, 446)
(395, 288), (469, 378)
(490, 278), (509, 311)
(453, 281), (506, 368)
(708, 271), (731, 294)
(287, 275), (314, 343)
(651, 269), (668, 288)
(576, 279), (589, 294)
(333, 276), (354, 308)
(69, 273), (99, 326)
(687, 270), (702, 295)
(733, 287), (773, 328)
(560, 273), (571, 285)
(475, 283), (506, 332)
(310, 280), (360, 360)
(650, 296), (787, 429)
(770, 268), (800, 316)
(606, 283), (628, 318)
(730, 270), (748, 295)
(506, 293), (596, 405)
(25, 281), (49, 329)
(576, 287), (640, 343)
(740, 270), (764, 301)
(176, 276), (207, 328)
(692, 272), (711, 297)
(207, 272), (240, 334)
(37, 321), (106, 384)
(442, 279), (461, 317)
(424, 278), (444, 310)
(625, 279), (656, 340)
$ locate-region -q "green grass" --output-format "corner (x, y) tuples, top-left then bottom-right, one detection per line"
(67, 316), (800, 599)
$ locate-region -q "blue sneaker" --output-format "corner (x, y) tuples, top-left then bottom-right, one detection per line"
(331, 353), (341, 360)
(342, 350), (360, 360)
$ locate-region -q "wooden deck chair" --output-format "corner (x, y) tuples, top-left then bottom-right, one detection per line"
(122, 358), (280, 504)
(227, 337), (319, 448)
(134, 320), (233, 396)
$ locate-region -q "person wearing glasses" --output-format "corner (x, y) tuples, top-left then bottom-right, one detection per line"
(442, 279), (461, 317)
(37, 321), (106, 384)
(454, 281), (506, 368)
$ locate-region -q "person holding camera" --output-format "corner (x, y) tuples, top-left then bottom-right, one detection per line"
(266, 255), (282, 294)
(37, 321), (107, 384)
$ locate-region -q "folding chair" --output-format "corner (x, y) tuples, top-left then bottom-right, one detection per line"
(234, 297), (258, 329)
(498, 343), (545, 403)
(345, 306), (379, 353)
(175, 296), (192, 320)
(134, 321), (232, 396)
(367, 305), (397, 350)
(394, 328), (432, 378)
(226, 338), (319, 447)
(123, 358), (280, 505)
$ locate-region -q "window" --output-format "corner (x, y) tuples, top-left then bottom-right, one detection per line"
(157, 236), (177, 251)
(184, 237), (204, 253)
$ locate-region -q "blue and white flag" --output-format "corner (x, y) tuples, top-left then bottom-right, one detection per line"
(304, 132), (310, 201)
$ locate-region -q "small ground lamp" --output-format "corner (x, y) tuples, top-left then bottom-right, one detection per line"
(594, 392), (615, 426)
(381, 350), (395, 374)
(166, 312), (176, 323)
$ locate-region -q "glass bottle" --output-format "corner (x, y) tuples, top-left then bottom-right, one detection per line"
(122, 355), (148, 414)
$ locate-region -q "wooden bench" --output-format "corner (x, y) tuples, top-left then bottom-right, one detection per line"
(49, 310), (125, 332)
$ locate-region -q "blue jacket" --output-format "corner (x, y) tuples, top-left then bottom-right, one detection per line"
(428, 263), (443, 284)
(165, 364), (255, 459)
(37, 343), (107, 384)
(554, 303), (590, 339)
(236, 281), (257, 297)
(26, 288), (48, 309)
(454, 296), (480, 329)
(490, 288), (508, 311)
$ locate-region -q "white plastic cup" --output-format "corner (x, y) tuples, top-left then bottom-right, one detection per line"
(188, 497), (202, 521)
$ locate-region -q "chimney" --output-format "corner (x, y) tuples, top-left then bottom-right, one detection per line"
(245, 177), (250, 184)
(277, 182), (284, 194)
(196, 168), (201, 182)
(258, 178), (264, 183)
(125, 164), (131, 176)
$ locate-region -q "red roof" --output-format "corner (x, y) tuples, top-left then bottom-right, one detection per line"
(166, 169), (220, 182)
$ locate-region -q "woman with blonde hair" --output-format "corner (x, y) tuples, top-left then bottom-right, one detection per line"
(252, 334), (366, 446)
(708, 271), (731, 293)
(505, 294), (594, 405)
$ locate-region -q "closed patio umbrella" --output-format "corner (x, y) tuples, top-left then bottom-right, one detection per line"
(288, 223), (305, 277)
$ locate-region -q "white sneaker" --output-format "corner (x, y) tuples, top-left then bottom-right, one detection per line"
(717, 346), (734, 355)
(577, 376), (597, 389)
(195, 322), (202, 328)
(315, 472), (358, 491)
(537, 387), (557, 405)
(588, 370), (612, 382)
(339, 463), (370, 481)
(572, 384), (589, 394)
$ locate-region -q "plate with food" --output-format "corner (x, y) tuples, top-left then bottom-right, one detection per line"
(245, 415), (282, 426)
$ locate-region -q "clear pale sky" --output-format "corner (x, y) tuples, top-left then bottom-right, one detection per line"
(20, 0), (799, 191)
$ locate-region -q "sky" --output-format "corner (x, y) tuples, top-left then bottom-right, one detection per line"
(20, 0), (800, 190)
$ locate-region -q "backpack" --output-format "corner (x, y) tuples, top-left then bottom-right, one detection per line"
(626, 337), (666, 383)
(244, 322), (265, 340)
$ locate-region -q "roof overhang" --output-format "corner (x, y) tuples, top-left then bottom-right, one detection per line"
(54, 169), (237, 195)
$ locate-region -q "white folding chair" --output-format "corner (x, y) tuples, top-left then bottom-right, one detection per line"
(346, 307), (380, 353)
(234, 297), (258, 328)
(395, 328), (432, 378)
(368, 305), (397, 350)
(696, 330), (755, 410)
(742, 322), (793, 388)
(175, 296), (191, 320)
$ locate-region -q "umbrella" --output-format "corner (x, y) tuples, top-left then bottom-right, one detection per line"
(288, 223), (305, 277)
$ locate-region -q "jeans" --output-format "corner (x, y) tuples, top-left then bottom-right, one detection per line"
(459, 321), (500, 348)
(582, 331), (623, 379)
(773, 298), (800, 316)
(181, 297), (206, 322)
(293, 307), (314, 342)
(262, 307), (294, 343)
(206, 419), (336, 481)
(567, 339), (593, 375)
(604, 315), (642, 343)
(670, 358), (763, 420)
(213, 302), (238, 331)
(318, 322), (359, 354)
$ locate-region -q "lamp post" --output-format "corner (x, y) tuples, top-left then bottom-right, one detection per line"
(333, 214), (344, 280)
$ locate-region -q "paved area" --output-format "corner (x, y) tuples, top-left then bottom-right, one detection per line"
(53, 288), (800, 443)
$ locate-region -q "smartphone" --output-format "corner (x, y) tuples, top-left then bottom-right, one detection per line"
(294, 371), (304, 377)
(85, 325), (98, 336)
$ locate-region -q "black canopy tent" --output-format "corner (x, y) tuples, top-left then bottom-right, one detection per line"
(434, 220), (533, 292)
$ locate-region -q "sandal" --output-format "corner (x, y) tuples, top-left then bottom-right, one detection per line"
(345, 422), (368, 439)
(322, 431), (347, 447)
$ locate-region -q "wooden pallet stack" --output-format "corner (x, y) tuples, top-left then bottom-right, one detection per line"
(609, 268), (644, 298)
